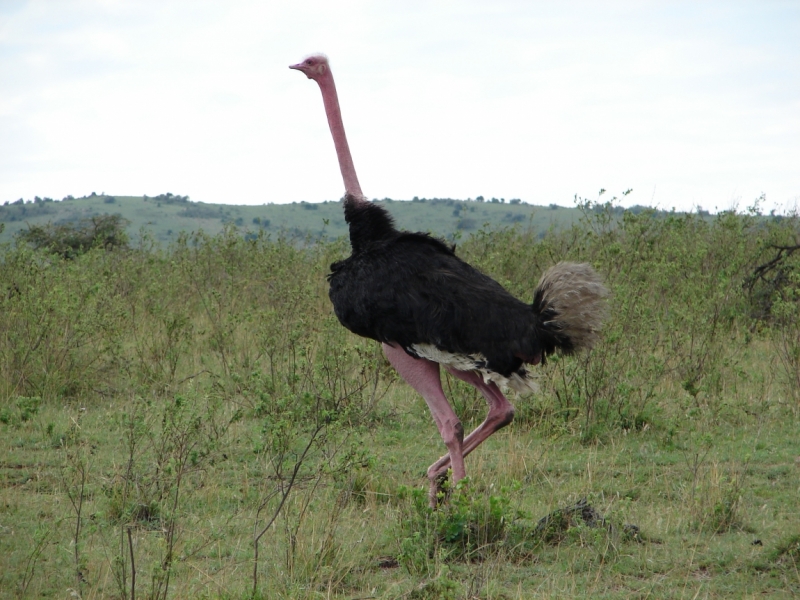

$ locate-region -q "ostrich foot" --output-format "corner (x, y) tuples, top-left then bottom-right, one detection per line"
(428, 470), (450, 507)
(428, 464), (476, 507)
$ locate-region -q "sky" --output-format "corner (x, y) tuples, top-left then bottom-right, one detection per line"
(1, 1), (798, 213)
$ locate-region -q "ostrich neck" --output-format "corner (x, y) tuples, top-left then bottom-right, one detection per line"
(317, 74), (364, 201)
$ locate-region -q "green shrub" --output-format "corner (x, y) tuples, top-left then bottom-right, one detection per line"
(16, 214), (129, 258)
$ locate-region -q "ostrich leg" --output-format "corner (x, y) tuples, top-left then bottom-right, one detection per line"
(426, 368), (516, 484)
(382, 343), (465, 506)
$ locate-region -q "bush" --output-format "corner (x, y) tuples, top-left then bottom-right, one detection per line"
(396, 481), (520, 571)
(16, 214), (129, 258)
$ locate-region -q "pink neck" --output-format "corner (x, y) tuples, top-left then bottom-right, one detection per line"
(315, 71), (365, 201)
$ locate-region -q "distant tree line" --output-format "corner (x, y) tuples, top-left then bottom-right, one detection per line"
(2, 195), (61, 206)
(2, 192), (190, 208)
(0, 198), (58, 222)
(144, 192), (190, 205)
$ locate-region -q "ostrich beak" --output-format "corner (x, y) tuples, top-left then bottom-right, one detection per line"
(289, 62), (312, 79)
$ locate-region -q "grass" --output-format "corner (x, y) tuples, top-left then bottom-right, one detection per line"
(1, 202), (799, 598)
(1, 384), (797, 598)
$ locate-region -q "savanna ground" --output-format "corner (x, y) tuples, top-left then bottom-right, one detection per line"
(1, 201), (799, 599)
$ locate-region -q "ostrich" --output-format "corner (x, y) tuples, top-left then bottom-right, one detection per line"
(290, 54), (608, 506)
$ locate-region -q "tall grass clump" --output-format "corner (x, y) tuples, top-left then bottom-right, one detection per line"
(0, 244), (124, 403)
(764, 248), (800, 403)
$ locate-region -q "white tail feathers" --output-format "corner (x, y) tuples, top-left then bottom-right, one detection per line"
(535, 262), (609, 353)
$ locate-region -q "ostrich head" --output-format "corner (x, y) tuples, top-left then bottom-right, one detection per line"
(289, 54), (330, 81)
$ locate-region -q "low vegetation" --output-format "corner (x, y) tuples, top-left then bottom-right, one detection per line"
(1, 201), (798, 598)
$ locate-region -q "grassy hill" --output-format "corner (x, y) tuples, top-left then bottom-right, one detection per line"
(0, 193), (587, 245)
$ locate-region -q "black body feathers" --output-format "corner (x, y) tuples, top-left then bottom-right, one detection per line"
(328, 195), (593, 379)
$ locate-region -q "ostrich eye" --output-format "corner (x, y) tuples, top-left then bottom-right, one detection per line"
(305, 59), (313, 65)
